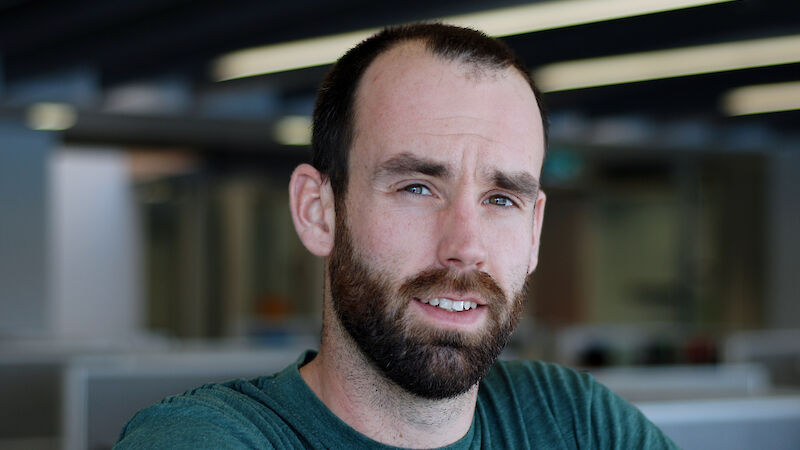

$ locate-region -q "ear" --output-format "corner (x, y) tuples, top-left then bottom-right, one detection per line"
(289, 163), (336, 257)
(527, 190), (547, 275)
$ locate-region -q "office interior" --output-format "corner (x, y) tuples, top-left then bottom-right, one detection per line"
(0, 1), (798, 449)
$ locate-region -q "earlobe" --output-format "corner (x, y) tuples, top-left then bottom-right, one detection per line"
(527, 191), (547, 275)
(289, 164), (336, 257)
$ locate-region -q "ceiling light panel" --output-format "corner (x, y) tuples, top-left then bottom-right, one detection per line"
(447, 0), (735, 37)
(26, 102), (78, 131)
(535, 34), (800, 92)
(723, 81), (800, 116)
(273, 115), (312, 146)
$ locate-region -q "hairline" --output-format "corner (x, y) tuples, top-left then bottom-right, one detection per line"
(340, 37), (543, 202)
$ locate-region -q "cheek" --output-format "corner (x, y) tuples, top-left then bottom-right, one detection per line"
(346, 203), (437, 270)
(488, 219), (534, 289)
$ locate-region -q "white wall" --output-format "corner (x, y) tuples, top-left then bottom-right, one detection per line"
(0, 123), (52, 336)
(48, 147), (142, 339)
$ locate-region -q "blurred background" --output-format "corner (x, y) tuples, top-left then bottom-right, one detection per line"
(1, 0), (799, 449)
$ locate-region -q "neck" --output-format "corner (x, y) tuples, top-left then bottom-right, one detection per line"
(300, 310), (478, 448)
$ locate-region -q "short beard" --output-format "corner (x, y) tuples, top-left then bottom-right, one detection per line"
(328, 207), (526, 400)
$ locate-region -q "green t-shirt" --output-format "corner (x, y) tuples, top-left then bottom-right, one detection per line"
(115, 351), (677, 449)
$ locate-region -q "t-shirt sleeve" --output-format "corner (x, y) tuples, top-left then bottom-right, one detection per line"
(114, 386), (279, 450)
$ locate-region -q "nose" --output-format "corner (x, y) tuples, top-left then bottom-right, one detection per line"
(436, 196), (487, 271)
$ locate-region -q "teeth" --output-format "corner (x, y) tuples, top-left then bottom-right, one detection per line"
(419, 298), (479, 312)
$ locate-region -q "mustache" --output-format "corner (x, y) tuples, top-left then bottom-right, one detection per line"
(397, 268), (505, 305)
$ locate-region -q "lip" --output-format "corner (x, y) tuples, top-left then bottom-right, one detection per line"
(414, 294), (487, 306)
(410, 297), (487, 328)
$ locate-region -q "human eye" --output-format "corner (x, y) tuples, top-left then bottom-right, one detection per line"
(401, 184), (432, 196)
(482, 194), (517, 208)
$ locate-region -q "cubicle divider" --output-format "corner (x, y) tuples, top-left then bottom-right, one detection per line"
(62, 347), (304, 450)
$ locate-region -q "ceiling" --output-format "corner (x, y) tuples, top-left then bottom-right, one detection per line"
(1, 0), (798, 156)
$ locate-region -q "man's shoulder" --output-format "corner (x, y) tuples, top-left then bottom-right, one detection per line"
(114, 378), (281, 449)
(114, 353), (316, 449)
(479, 359), (679, 449)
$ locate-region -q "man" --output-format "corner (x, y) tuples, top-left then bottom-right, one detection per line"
(116, 23), (677, 448)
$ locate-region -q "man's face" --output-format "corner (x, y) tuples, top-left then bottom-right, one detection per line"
(328, 42), (546, 398)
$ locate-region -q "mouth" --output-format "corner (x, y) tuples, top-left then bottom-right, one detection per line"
(414, 297), (480, 312)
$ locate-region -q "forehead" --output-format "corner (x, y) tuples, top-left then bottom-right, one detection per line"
(351, 41), (545, 175)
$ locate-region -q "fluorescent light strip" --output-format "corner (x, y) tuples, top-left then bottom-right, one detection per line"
(214, 29), (378, 81)
(723, 81), (800, 116)
(273, 115), (312, 145)
(213, 0), (735, 81)
(447, 0), (734, 38)
(26, 102), (78, 131)
(535, 34), (800, 92)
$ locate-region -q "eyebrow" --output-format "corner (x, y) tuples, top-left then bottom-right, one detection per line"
(374, 151), (540, 202)
(491, 170), (540, 202)
(374, 152), (450, 180)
